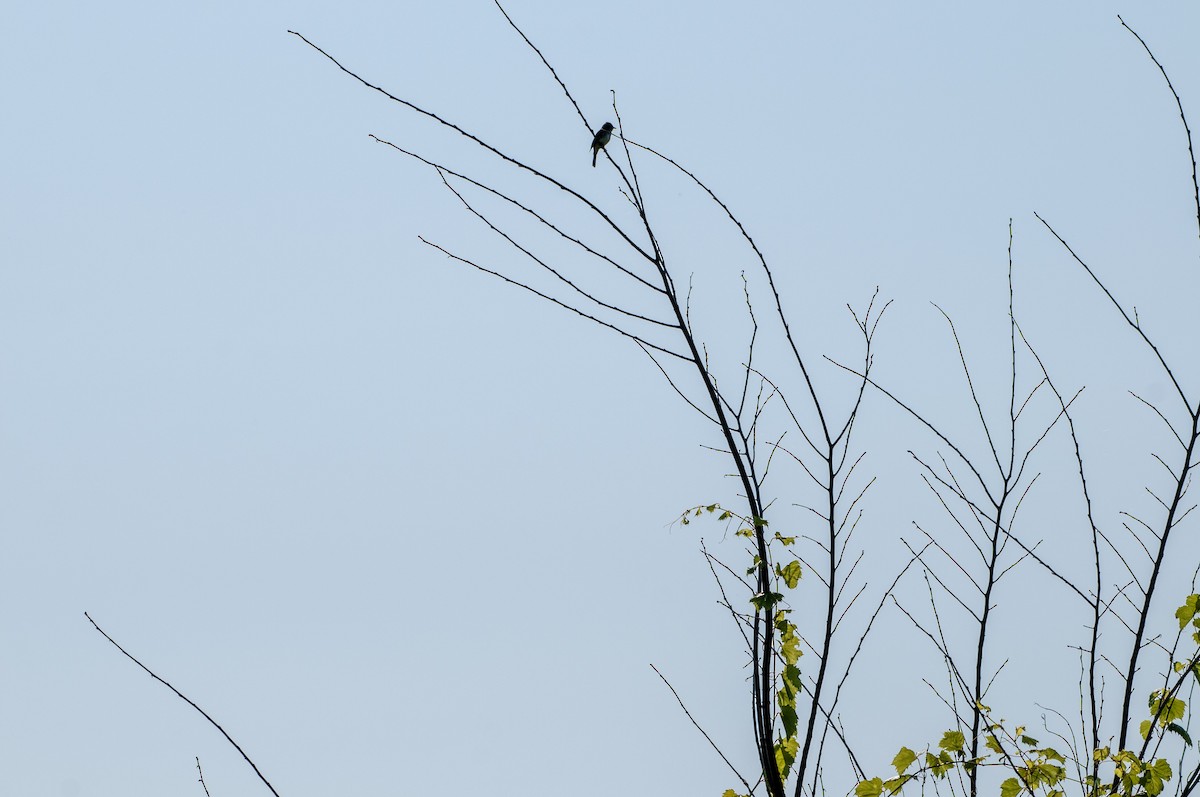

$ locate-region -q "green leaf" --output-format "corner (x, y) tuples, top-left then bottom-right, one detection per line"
(1140, 720), (1153, 740)
(1165, 696), (1186, 724)
(884, 775), (913, 795)
(892, 747), (917, 775)
(775, 737), (799, 780)
(985, 735), (1003, 754)
(780, 560), (803, 589)
(1113, 749), (1138, 767)
(749, 591), (784, 611)
(783, 662), (802, 690)
(780, 622), (802, 666)
(777, 678), (797, 709)
(939, 730), (966, 755)
(925, 751), (953, 777)
(781, 703), (798, 740)
(1001, 777), (1022, 797)
(1039, 748), (1065, 763)
(722, 791), (739, 797)
(1148, 691), (1187, 728)
(1167, 722), (1193, 746)
(1176, 595), (1200, 629)
(855, 779), (883, 797)
(1019, 735), (1039, 746)
(1150, 759), (1173, 780)
(1035, 762), (1065, 785)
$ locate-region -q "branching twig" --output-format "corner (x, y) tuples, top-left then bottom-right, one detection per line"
(85, 613), (281, 797)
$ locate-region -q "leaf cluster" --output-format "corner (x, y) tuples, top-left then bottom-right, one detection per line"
(852, 595), (1200, 797)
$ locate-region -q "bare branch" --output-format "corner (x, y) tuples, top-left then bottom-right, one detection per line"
(85, 613), (281, 797)
(651, 663), (754, 794)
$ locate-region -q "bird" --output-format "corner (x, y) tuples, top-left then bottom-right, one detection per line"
(590, 122), (614, 167)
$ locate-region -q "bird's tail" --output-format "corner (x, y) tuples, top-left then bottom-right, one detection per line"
(592, 148), (598, 168)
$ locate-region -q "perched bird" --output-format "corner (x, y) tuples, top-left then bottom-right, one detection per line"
(590, 122), (614, 167)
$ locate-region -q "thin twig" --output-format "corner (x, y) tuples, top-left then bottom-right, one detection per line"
(650, 664), (755, 794)
(85, 613), (281, 797)
(197, 757), (213, 797)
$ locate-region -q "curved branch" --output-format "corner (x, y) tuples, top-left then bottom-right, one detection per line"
(86, 613), (282, 797)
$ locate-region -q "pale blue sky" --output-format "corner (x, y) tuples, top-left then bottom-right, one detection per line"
(3, 3), (1199, 796)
